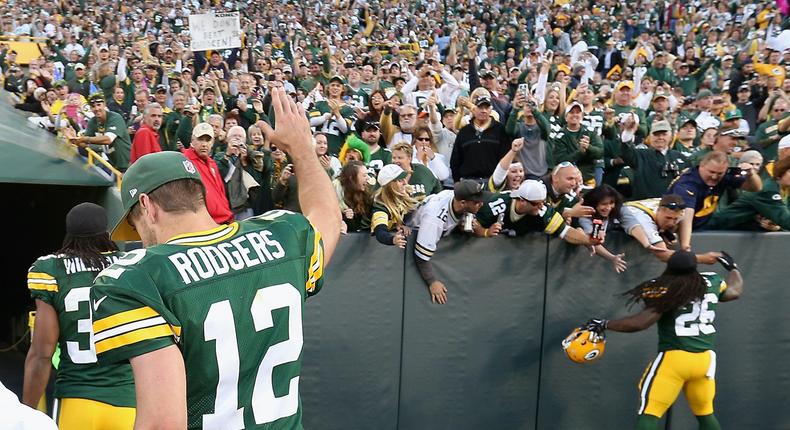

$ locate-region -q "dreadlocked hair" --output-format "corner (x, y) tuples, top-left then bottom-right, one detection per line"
(58, 233), (120, 271)
(622, 271), (708, 314)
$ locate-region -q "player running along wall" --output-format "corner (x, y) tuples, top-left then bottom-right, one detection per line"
(300, 231), (790, 430)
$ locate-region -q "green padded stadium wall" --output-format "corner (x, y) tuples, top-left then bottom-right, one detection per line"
(300, 231), (790, 430)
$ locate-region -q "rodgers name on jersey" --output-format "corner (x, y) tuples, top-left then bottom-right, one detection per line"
(91, 210), (324, 429)
(167, 229), (287, 285)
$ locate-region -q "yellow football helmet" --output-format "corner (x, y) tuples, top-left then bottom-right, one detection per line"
(561, 327), (606, 363)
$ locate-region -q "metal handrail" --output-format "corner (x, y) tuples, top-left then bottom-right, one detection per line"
(70, 143), (123, 190)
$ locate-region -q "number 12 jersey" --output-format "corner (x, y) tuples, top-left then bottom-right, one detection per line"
(91, 211), (324, 429)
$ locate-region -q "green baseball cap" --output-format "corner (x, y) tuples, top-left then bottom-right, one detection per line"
(697, 89), (713, 99)
(329, 74), (347, 85)
(88, 92), (105, 104)
(113, 152), (203, 241)
(723, 108), (742, 121)
(676, 114), (697, 129)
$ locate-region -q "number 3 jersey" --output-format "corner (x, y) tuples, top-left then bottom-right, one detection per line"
(656, 272), (726, 353)
(27, 252), (135, 406)
(90, 211), (325, 429)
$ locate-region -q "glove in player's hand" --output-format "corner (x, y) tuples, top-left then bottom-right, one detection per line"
(716, 251), (738, 271)
(584, 318), (607, 334)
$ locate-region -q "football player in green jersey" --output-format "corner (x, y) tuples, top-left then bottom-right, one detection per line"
(583, 250), (743, 430)
(90, 87), (341, 430)
(23, 203), (135, 430)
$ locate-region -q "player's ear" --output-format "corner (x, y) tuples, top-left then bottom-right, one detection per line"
(138, 193), (156, 221)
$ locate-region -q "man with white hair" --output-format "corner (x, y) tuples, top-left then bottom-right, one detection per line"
(382, 103), (420, 148)
(217, 125), (256, 220)
(130, 103), (164, 165)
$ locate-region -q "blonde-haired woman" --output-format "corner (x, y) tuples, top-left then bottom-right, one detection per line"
(532, 54), (566, 140)
(371, 164), (418, 248)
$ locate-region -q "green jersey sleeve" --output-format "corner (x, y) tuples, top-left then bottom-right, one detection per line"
(28, 256), (60, 305)
(370, 202), (395, 232)
(90, 250), (181, 364)
(248, 210), (326, 297)
(541, 206), (568, 237)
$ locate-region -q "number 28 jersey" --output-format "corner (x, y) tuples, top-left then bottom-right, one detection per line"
(656, 272), (726, 353)
(91, 211), (325, 430)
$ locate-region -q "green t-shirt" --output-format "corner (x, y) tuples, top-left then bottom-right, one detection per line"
(408, 163), (442, 200)
(656, 273), (726, 353)
(707, 177), (790, 230)
(476, 192), (568, 237)
(755, 113), (789, 161)
(28, 252), (135, 406)
(309, 100), (356, 155)
(550, 127), (604, 182)
(161, 110), (185, 152)
(345, 86), (370, 109)
(91, 212), (324, 429)
(368, 147), (392, 171)
(84, 110), (132, 171)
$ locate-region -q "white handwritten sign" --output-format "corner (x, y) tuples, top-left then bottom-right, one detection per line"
(188, 12), (241, 51)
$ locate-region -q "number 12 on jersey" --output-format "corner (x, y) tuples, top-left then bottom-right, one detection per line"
(203, 283), (303, 429)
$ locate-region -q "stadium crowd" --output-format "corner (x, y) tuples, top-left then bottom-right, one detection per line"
(3, 0), (790, 293)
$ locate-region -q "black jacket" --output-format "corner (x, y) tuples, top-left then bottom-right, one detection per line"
(450, 121), (512, 181)
(597, 49), (623, 74)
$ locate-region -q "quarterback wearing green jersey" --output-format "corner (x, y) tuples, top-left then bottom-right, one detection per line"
(585, 251), (744, 430)
(90, 88), (341, 430)
(23, 203), (135, 430)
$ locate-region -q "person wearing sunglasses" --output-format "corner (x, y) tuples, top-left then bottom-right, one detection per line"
(620, 194), (722, 264)
(706, 156), (790, 232)
(67, 92), (132, 172)
(667, 151), (762, 251)
(754, 98), (790, 162)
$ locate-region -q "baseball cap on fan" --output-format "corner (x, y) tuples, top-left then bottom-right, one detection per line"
(453, 180), (490, 202)
(510, 180), (547, 201)
(377, 164), (407, 187)
(112, 152), (203, 241)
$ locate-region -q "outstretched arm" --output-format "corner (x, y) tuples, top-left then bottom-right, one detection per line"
(718, 252), (743, 302)
(261, 87), (342, 263)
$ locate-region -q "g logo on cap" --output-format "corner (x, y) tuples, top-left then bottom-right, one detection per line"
(183, 160), (197, 174)
(130, 188), (138, 198)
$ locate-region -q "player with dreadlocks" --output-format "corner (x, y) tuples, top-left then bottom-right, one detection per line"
(23, 202), (135, 430)
(582, 250), (744, 430)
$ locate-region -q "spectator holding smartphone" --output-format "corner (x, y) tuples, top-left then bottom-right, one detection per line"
(576, 185), (628, 273)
